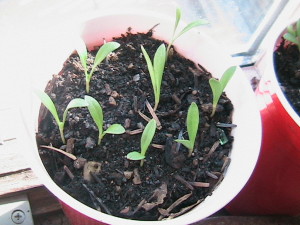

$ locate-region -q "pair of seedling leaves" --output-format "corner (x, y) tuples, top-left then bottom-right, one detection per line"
(37, 7), (237, 166)
(35, 91), (125, 145)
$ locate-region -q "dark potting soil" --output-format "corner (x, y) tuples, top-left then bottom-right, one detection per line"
(36, 28), (234, 221)
(274, 38), (300, 115)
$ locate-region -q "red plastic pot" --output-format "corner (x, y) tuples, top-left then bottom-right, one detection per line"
(226, 20), (300, 216)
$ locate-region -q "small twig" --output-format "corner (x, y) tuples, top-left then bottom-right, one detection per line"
(66, 138), (75, 154)
(189, 181), (210, 188)
(132, 199), (147, 215)
(145, 100), (162, 129)
(203, 141), (219, 162)
(126, 129), (143, 135)
(221, 156), (231, 172)
(83, 184), (101, 211)
(133, 96), (138, 112)
(216, 122), (237, 128)
(151, 144), (164, 149)
(156, 108), (180, 117)
(162, 199), (202, 220)
(158, 192), (192, 220)
(173, 174), (194, 191)
(138, 110), (151, 122)
(171, 94), (181, 105)
(82, 183), (112, 215)
(0, 137), (17, 145)
(197, 63), (209, 75)
(40, 145), (77, 160)
(63, 165), (75, 180)
(206, 171), (218, 179)
(211, 174), (224, 192)
(90, 172), (105, 187)
(148, 23), (160, 33)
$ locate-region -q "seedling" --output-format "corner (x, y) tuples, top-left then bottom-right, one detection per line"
(84, 95), (125, 145)
(35, 90), (88, 144)
(175, 102), (199, 157)
(209, 66), (237, 117)
(141, 8), (207, 111)
(141, 44), (166, 111)
(166, 8), (208, 57)
(77, 41), (120, 93)
(126, 119), (157, 166)
(283, 19), (300, 52)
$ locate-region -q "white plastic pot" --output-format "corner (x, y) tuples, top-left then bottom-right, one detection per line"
(20, 10), (261, 225)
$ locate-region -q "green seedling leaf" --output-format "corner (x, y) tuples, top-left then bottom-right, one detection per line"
(175, 102), (199, 157)
(104, 124), (125, 135)
(141, 8), (207, 110)
(209, 66), (237, 117)
(77, 41), (120, 93)
(175, 139), (193, 151)
(283, 19), (300, 52)
(173, 19), (209, 42)
(126, 119), (157, 166)
(90, 42), (121, 75)
(287, 24), (296, 36)
(84, 95), (103, 134)
(35, 90), (87, 144)
(141, 45), (155, 89)
(186, 102), (199, 145)
(35, 89), (60, 127)
(141, 44), (166, 111)
(61, 98), (88, 143)
(283, 33), (298, 45)
(85, 95), (125, 145)
(63, 98), (88, 124)
(126, 151), (145, 160)
(173, 8), (182, 38)
(153, 44), (167, 108)
(166, 7), (208, 57)
(140, 119), (157, 156)
(77, 40), (88, 74)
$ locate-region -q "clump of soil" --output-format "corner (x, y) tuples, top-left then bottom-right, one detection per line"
(274, 38), (300, 115)
(36, 28), (234, 221)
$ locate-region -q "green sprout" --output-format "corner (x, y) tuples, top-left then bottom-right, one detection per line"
(141, 44), (166, 111)
(126, 119), (157, 166)
(35, 90), (88, 144)
(166, 7), (209, 57)
(84, 95), (125, 145)
(77, 41), (120, 93)
(141, 8), (207, 111)
(283, 19), (300, 52)
(209, 66), (237, 117)
(175, 102), (199, 157)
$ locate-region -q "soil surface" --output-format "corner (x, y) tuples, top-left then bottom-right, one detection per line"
(274, 38), (300, 115)
(36, 28), (234, 221)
